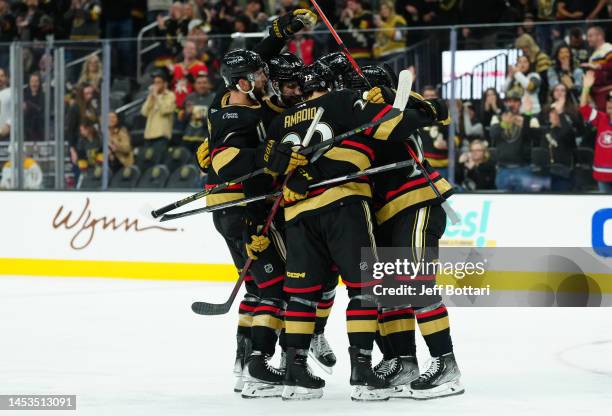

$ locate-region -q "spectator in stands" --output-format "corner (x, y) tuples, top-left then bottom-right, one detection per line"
(66, 83), (99, 164)
(420, 85), (451, 177)
(156, 2), (188, 64)
(0, 1), (17, 68)
(533, 0), (557, 54)
(480, 88), (504, 131)
(489, 91), (535, 191)
(0, 68), (10, 140)
(244, 0), (268, 31)
(515, 33), (552, 97)
(580, 71), (612, 193)
(108, 111), (134, 172)
(77, 54), (102, 91)
(456, 139), (496, 190)
(16, 0), (54, 41)
(188, 23), (219, 73)
(543, 106), (577, 191)
(101, 0), (133, 78)
(169, 40), (208, 110)
(74, 120), (102, 173)
(395, 0), (425, 26)
(568, 27), (590, 67)
(546, 82), (584, 135)
(182, 72), (214, 152)
(581, 26), (612, 112)
(192, 0), (213, 24)
(557, 0), (608, 21)
(337, 0), (375, 65)
(547, 44), (584, 101)
(24, 72), (44, 142)
(64, 0), (102, 41)
(288, 33), (315, 65)
(460, 101), (485, 141)
(505, 55), (542, 116)
(373, 0), (406, 59)
(227, 14), (259, 51)
(147, 0), (172, 23)
(141, 70), (176, 155)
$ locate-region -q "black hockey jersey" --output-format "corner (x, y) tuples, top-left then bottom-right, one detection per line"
(267, 89), (438, 224)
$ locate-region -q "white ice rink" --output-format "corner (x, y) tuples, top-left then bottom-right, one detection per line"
(1, 276), (611, 416)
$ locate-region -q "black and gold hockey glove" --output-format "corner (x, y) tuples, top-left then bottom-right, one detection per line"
(260, 139), (308, 175)
(243, 211), (271, 260)
(365, 86), (395, 104)
(196, 139), (210, 172)
(409, 92), (451, 126)
(245, 235), (271, 260)
(270, 9), (317, 39)
(283, 166), (319, 202)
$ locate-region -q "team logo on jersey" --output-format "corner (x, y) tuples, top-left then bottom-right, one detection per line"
(598, 132), (612, 148)
(222, 112), (238, 120)
(264, 263), (274, 273)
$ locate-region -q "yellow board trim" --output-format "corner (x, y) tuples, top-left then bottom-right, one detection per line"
(418, 316), (450, 336)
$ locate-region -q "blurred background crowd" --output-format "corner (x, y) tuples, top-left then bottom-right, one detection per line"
(0, 0), (610, 192)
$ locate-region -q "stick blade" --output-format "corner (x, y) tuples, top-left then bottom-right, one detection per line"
(192, 301), (231, 316)
(393, 69), (413, 111)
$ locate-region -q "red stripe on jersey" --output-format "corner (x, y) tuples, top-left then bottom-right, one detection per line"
(239, 303), (257, 312)
(385, 172), (441, 201)
(342, 279), (380, 288)
(284, 284), (323, 293)
(424, 152), (448, 159)
(244, 275), (254, 282)
(254, 305), (281, 314)
(346, 309), (379, 317)
(317, 299), (335, 308)
(379, 308), (415, 319)
(416, 306), (447, 319)
(257, 275), (284, 289)
(285, 311), (317, 318)
(211, 146), (228, 158)
(341, 140), (376, 161)
(364, 105), (393, 136)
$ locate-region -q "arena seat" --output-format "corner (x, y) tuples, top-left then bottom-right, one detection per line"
(138, 164), (170, 189)
(110, 165), (141, 188)
(165, 164), (200, 189)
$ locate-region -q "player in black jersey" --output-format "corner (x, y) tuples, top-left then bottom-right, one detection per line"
(267, 62), (446, 401)
(348, 66), (464, 400)
(319, 52), (355, 90)
(268, 53), (339, 374)
(203, 9), (317, 398)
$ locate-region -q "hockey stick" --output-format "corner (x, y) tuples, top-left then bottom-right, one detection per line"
(161, 159), (416, 222)
(191, 107), (325, 316)
(309, 0), (371, 89)
(150, 167), (267, 218)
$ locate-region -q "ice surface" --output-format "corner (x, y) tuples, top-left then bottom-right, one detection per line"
(0, 276), (611, 416)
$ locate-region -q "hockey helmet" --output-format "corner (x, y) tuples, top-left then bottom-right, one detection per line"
(347, 64), (398, 93)
(221, 49), (268, 90)
(319, 52), (354, 90)
(298, 61), (334, 95)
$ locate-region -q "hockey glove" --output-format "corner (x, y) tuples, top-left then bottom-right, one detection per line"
(408, 92), (451, 126)
(196, 139), (210, 172)
(245, 235), (271, 260)
(283, 166), (319, 202)
(270, 9), (317, 39)
(365, 86), (395, 104)
(260, 139), (308, 175)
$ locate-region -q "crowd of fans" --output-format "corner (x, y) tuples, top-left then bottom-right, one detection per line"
(0, 0), (610, 191)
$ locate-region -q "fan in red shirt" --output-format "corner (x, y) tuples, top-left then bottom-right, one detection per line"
(170, 40), (208, 109)
(580, 70), (612, 192)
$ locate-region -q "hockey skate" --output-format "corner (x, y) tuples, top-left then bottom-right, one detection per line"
(282, 348), (325, 401)
(308, 333), (337, 374)
(410, 352), (464, 400)
(233, 334), (252, 393)
(374, 356), (420, 398)
(241, 351), (284, 398)
(349, 347), (390, 401)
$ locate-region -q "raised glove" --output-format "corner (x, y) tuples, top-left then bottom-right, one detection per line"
(261, 140), (308, 175)
(270, 9), (317, 39)
(365, 86), (395, 104)
(196, 139), (210, 172)
(408, 92), (450, 125)
(283, 166), (318, 203)
(245, 234), (271, 260)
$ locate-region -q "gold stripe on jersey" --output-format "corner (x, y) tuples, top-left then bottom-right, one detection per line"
(323, 147), (371, 171)
(378, 318), (415, 336)
(316, 308), (332, 318)
(285, 321), (315, 334)
(252, 315), (284, 330)
(205, 192), (246, 206)
(347, 319), (378, 333)
(238, 314), (253, 327)
(373, 113), (404, 140)
(284, 182), (372, 222)
(426, 157), (449, 168)
(212, 147), (241, 173)
(264, 97), (286, 114)
(375, 178), (452, 225)
(418, 316), (449, 336)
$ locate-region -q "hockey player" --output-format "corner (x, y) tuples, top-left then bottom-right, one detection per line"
(350, 66), (464, 400)
(319, 52), (355, 90)
(203, 9), (317, 398)
(267, 62), (448, 401)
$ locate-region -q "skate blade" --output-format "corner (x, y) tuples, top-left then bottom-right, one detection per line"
(308, 350), (334, 375)
(281, 385), (324, 401)
(350, 385), (390, 401)
(410, 379), (465, 400)
(386, 384), (415, 399)
(234, 376), (244, 393)
(241, 381), (283, 399)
